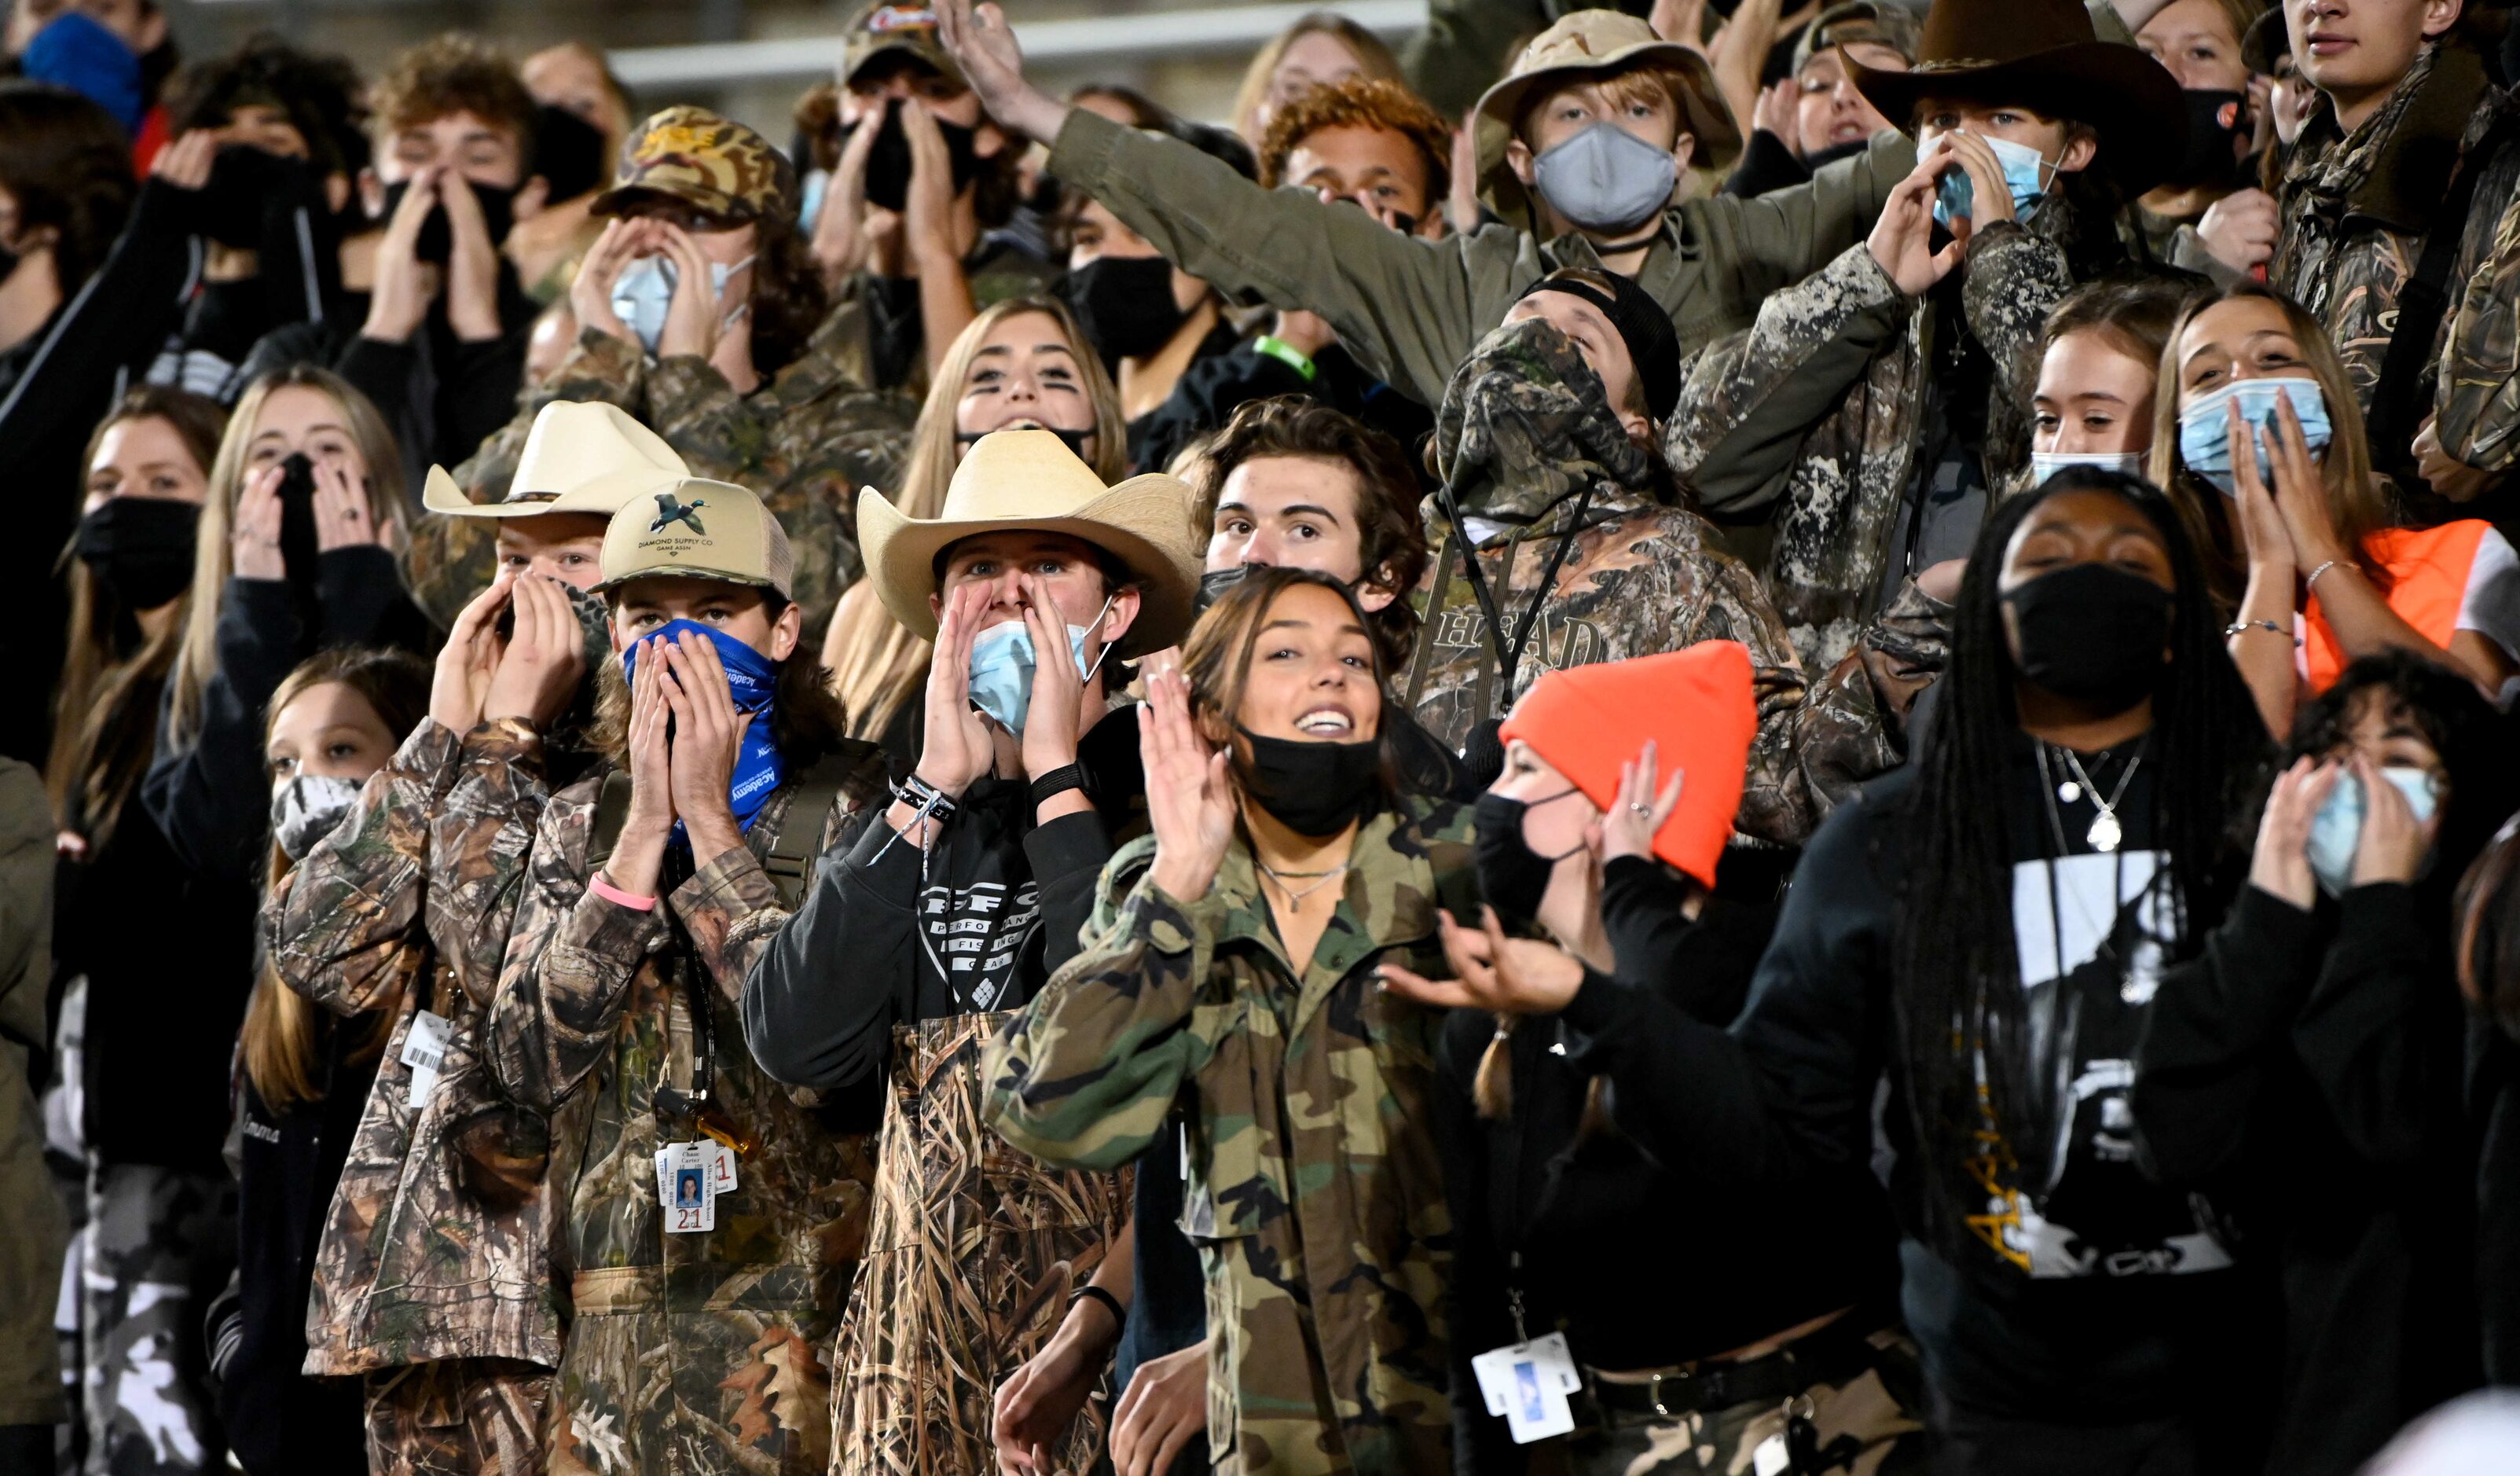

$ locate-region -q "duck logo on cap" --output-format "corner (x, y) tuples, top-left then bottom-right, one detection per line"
(648, 491), (709, 535)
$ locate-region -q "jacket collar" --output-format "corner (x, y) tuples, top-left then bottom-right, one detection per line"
(2297, 43), (2495, 232)
(1209, 800), (1444, 1033)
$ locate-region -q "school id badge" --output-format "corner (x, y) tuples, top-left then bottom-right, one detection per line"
(653, 1139), (738, 1233)
(1469, 1333), (1580, 1443)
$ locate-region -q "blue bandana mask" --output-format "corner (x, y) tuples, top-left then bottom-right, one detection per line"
(619, 618), (784, 841)
(2305, 764), (2440, 898)
(964, 596), (1116, 738)
(1530, 122), (1678, 234)
(2175, 377), (2334, 496)
(610, 253), (756, 357)
(1932, 134), (2056, 230)
(2030, 449), (2147, 483)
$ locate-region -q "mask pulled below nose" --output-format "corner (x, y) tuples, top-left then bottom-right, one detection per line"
(964, 597), (1117, 737)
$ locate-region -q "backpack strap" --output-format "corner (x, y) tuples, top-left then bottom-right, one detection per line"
(758, 740), (884, 912)
(2368, 113), (2517, 479)
(585, 769), (635, 876)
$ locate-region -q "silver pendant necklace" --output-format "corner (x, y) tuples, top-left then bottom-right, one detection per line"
(1257, 860), (1350, 905)
(2041, 744), (2140, 853)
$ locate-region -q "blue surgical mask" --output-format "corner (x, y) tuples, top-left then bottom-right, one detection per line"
(2174, 377), (2334, 496)
(609, 252), (757, 357)
(619, 618), (785, 839)
(2030, 449), (2147, 483)
(2305, 764), (2440, 898)
(964, 596), (1117, 738)
(1932, 134), (2057, 230)
(1530, 122), (1678, 234)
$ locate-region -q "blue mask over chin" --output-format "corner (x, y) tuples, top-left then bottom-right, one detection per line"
(619, 618), (784, 842)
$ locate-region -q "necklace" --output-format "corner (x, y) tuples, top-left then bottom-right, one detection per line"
(2035, 743), (2141, 853)
(1256, 858), (1350, 905)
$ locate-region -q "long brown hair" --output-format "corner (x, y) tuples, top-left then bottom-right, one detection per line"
(1229, 11), (1404, 143)
(46, 388), (228, 845)
(823, 297), (1126, 740)
(2146, 281), (2389, 608)
(168, 366), (407, 749)
(1178, 566), (1399, 798)
(241, 647), (431, 1111)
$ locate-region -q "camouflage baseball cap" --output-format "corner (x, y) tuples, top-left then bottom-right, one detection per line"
(591, 105), (798, 224)
(596, 477), (797, 600)
(842, 2), (965, 89)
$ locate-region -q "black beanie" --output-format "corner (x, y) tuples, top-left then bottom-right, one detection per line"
(1515, 267), (1680, 421)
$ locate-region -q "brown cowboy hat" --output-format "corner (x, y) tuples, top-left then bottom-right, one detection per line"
(1847, 0), (2188, 196)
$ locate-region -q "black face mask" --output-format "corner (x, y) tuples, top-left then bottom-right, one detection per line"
(377, 178), (519, 264)
(2166, 89), (2251, 188)
(1059, 255), (1188, 363)
(1236, 727), (1381, 837)
(1801, 138), (1869, 177)
(1194, 565), (1249, 616)
(1469, 788), (1586, 930)
(533, 103), (612, 204)
(2003, 562), (2174, 714)
(75, 496), (199, 609)
(846, 98), (983, 214)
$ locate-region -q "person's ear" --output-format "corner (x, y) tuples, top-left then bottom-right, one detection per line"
(1097, 584), (1144, 655)
(1671, 131), (1696, 174)
(512, 175), (551, 221)
(1616, 406), (1653, 449)
(2058, 127), (2097, 174)
(1506, 136), (1536, 186)
(1355, 567), (1398, 612)
(323, 173), (352, 215)
(768, 599), (803, 662)
(2422, 0), (2464, 39)
(974, 120), (1008, 160)
(358, 168), (383, 220)
(608, 615), (629, 655)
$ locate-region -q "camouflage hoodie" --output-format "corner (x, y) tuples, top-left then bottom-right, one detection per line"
(482, 753), (889, 1476)
(405, 303), (919, 637)
(984, 795), (1480, 1475)
(1401, 318), (1909, 847)
(2272, 42), (2520, 479)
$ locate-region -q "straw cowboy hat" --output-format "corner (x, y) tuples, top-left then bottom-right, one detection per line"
(422, 401), (690, 520)
(1847, 0), (2187, 196)
(1472, 10), (1743, 230)
(857, 430), (1201, 658)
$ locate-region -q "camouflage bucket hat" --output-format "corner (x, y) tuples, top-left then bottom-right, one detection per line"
(842, 1), (965, 88)
(1435, 315), (1654, 523)
(592, 105), (799, 225)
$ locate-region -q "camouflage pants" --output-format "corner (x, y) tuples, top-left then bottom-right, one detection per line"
(364, 1357), (551, 1476)
(541, 1286), (832, 1476)
(1566, 1329), (1930, 1476)
(77, 1162), (235, 1475)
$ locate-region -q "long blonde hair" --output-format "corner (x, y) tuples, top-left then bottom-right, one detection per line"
(241, 646), (430, 1111)
(167, 366), (406, 748)
(46, 387), (228, 845)
(2146, 281), (2388, 609)
(825, 297), (1126, 740)
(1230, 11), (1404, 144)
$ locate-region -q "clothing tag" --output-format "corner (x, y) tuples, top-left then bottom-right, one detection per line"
(657, 1140), (714, 1233)
(1470, 1335), (1579, 1442)
(401, 1010), (451, 1110)
(1753, 1434), (1791, 1476)
(709, 1139), (738, 1196)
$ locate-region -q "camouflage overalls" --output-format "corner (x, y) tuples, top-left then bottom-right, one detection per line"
(267, 716), (594, 1475)
(985, 799), (1481, 1475)
(1407, 319), (1911, 847)
(485, 764), (886, 1476)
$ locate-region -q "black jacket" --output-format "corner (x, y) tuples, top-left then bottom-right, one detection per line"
(2135, 880), (2486, 1474)
(1128, 331), (1437, 478)
(743, 709), (1146, 1092)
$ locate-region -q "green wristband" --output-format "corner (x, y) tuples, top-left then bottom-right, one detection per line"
(1251, 334), (1318, 382)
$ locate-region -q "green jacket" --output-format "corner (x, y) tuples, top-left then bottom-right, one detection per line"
(1044, 105), (1913, 413)
(0, 758), (64, 1427)
(983, 798), (1480, 1474)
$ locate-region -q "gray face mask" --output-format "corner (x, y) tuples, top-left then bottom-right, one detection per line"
(270, 773), (363, 861)
(1530, 122), (1678, 233)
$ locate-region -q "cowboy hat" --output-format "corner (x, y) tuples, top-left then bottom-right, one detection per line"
(857, 430), (1201, 658)
(423, 401), (690, 520)
(1472, 10), (1743, 232)
(1847, 0), (2188, 196)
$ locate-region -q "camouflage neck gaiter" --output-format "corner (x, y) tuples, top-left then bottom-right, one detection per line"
(1432, 316), (1656, 534)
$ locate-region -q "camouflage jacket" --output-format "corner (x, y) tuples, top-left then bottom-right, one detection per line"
(1664, 221), (2072, 667)
(267, 717), (583, 1373)
(1408, 319), (1908, 847)
(983, 798), (1479, 1475)
(405, 304), (919, 634)
(484, 759), (888, 1474)
(2272, 42), (2520, 477)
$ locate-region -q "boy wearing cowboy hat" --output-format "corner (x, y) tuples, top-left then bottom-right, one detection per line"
(742, 429), (1200, 1475)
(1667, 0), (2185, 674)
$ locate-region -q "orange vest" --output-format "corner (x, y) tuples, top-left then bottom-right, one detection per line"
(2302, 520), (2494, 691)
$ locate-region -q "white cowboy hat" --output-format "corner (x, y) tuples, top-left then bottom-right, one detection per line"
(857, 429), (1201, 657)
(423, 401), (690, 520)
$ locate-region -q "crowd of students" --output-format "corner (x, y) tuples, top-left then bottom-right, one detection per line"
(6, 0), (2520, 1471)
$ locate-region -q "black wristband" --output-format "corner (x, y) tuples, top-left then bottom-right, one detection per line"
(1069, 1283), (1125, 1332)
(1029, 764), (1088, 809)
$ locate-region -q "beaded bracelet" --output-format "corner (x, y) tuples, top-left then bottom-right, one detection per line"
(2223, 619), (2302, 646)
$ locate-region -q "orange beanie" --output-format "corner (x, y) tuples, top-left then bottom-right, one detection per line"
(1495, 643), (1756, 888)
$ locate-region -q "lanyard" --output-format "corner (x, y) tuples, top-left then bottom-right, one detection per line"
(1436, 478), (1595, 718)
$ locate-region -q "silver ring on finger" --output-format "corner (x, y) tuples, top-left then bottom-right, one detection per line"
(1629, 802), (1652, 817)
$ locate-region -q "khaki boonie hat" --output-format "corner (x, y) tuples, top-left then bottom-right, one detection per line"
(1472, 10), (1742, 227)
(596, 478), (796, 599)
(424, 401), (690, 520)
(857, 430), (1201, 658)
(842, 2), (965, 88)
(1792, 1), (1922, 75)
(592, 105), (798, 224)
